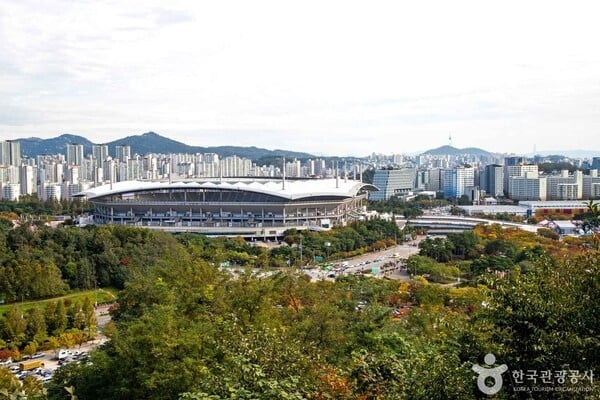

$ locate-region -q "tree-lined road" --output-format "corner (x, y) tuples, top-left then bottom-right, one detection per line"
(304, 238), (422, 281)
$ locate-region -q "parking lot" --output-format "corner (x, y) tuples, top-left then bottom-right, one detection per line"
(1, 306), (112, 385)
(1, 337), (108, 384)
(303, 239), (422, 281)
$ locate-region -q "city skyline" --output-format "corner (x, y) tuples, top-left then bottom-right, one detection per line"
(10, 131), (600, 160)
(2, 1), (600, 156)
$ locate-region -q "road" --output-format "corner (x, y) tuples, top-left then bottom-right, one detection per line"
(2, 304), (113, 384)
(303, 237), (422, 281)
(95, 303), (114, 328)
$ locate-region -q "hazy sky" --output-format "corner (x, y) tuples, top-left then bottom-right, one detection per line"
(1, 1), (600, 156)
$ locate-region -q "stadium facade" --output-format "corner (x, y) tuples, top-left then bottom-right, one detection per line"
(76, 178), (376, 238)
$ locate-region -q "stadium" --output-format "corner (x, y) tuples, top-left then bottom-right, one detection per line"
(76, 178), (376, 238)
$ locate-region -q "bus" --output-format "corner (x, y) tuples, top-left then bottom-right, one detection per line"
(19, 360), (44, 371)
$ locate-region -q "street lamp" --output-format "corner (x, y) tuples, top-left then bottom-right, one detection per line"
(299, 234), (303, 265)
(324, 242), (331, 260)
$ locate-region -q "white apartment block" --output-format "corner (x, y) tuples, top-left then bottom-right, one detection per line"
(19, 165), (36, 195)
(504, 164), (538, 195)
(2, 183), (21, 201)
(546, 170), (583, 200)
(582, 170), (600, 199)
(42, 183), (62, 201)
(508, 171), (547, 201)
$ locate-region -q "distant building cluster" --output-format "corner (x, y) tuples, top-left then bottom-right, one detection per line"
(0, 140), (364, 202)
(367, 153), (600, 203)
(1, 139), (600, 205)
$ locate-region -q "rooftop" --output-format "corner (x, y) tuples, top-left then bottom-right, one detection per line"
(519, 200), (599, 208)
(76, 178), (377, 200)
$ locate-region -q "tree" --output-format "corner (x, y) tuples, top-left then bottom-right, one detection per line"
(58, 332), (76, 349)
(53, 300), (68, 336)
(43, 301), (57, 336)
(447, 231), (480, 259)
(0, 367), (22, 395)
(72, 330), (86, 348)
(21, 375), (47, 399)
(82, 297), (97, 338)
(403, 207), (423, 219)
(418, 237), (454, 262)
(1, 307), (27, 347)
(0, 348), (12, 362)
(538, 227), (559, 240)
(22, 341), (38, 358)
(458, 195), (471, 205)
(26, 308), (47, 343)
(485, 254), (600, 395)
(72, 305), (86, 332)
(583, 199), (600, 229)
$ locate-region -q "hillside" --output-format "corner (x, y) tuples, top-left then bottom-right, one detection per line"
(422, 145), (492, 156)
(18, 132), (315, 162)
(20, 134), (94, 158)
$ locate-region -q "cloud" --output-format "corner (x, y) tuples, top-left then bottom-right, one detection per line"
(0, 104), (42, 126)
(154, 8), (195, 25)
(1, 1), (600, 156)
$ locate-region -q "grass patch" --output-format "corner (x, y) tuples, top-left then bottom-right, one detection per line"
(0, 288), (118, 315)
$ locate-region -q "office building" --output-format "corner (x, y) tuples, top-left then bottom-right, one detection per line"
(481, 164), (504, 197)
(426, 168), (443, 191)
(442, 166), (474, 199)
(504, 156), (525, 166)
(369, 168), (417, 201)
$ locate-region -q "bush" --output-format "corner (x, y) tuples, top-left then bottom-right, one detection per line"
(538, 228), (559, 240)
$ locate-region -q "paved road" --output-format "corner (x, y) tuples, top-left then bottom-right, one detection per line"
(95, 303), (114, 328)
(304, 238), (422, 281)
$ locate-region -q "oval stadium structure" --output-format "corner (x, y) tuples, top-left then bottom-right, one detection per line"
(76, 178), (376, 238)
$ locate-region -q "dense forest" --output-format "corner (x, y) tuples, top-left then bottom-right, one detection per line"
(0, 217), (402, 306)
(45, 227), (599, 399)
(0, 213), (598, 398)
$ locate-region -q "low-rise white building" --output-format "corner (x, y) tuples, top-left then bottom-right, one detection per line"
(459, 205), (528, 217)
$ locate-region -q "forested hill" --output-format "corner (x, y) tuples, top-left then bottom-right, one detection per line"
(0, 218), (598, 398)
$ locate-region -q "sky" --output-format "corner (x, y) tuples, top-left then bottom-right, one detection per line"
(1, 0), (600, 156)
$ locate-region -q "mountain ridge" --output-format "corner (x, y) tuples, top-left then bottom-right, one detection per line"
(18, 132), (315, 161)
(421, 145), (492, 156)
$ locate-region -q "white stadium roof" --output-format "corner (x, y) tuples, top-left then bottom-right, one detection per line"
(76, 178), (376, 201)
